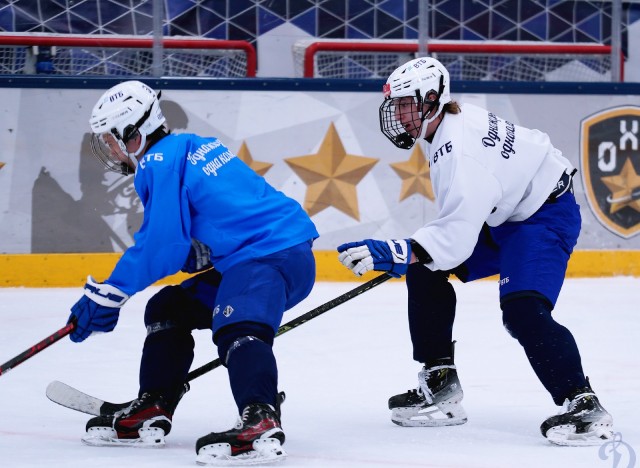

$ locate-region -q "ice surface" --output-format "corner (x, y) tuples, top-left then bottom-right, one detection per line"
(0, 278), (638, 467)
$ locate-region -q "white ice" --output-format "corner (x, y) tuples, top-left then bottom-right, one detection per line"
(0, 277), (638, 468)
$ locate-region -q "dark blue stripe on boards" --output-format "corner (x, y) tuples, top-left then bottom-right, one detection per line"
(0, 75), (639, 95)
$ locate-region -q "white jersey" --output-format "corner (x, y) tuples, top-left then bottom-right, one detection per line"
(411, 103), (573, 271)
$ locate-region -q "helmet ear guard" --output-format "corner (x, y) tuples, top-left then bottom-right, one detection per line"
(120, 90), (162, 144)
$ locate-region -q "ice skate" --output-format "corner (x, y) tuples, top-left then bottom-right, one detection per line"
(541, 385), (614, 446)
(196, 403), (286, 466)
(82, 391), (177, 447)
(389, 362), (467, 427)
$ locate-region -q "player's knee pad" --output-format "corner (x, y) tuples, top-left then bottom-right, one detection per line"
(144, 285), (190, 333)
(215, 322), (275, 365)
(500, 293), (553, 341)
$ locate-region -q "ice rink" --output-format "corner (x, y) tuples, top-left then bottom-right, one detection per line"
(0, 277), (638, 468)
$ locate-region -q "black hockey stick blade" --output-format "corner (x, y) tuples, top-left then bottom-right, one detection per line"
(0, 321), (75, 377)
(186, 272), (392, 381)
(47, 273), (392, 415)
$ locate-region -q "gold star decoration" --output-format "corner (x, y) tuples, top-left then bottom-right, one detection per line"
(285, 123), (378, 220)
(601, 157), (640, 213)
(236, 141), (273, 176)
(390, 144), (434, 201)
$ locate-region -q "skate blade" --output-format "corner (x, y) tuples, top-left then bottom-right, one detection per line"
(196, 438), (287, 466)
(545, 423), (614, 447)
(391, 404), (468, 427)
(82, 426), (166, 448)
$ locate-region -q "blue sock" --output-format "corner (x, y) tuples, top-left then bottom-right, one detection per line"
(226, 337), (278, 413)
(139, 328), (194, 399)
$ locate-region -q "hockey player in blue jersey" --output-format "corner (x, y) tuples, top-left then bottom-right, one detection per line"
(337, 58), (614, 446)
(66, 80), (318, 464)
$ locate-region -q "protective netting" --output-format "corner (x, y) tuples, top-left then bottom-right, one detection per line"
(438, 53), (612, 82)
(0, 36), (253, 77)
(293, 40), (615, 82)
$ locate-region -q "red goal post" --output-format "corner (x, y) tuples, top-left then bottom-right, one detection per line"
(0, 33), (257, 77)
(293, 39), (622, 82)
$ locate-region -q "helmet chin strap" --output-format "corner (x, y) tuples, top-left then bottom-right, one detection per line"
(125, 133), (148, 169)
(416, 117), (429, 143)
(416, 97), (441, 142)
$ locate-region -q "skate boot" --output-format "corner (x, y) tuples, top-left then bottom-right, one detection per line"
(82, 384), (187, 447)
(389, 355), (467, 427)
(196, 402), (286, 465)
(541, 382), (614, 446)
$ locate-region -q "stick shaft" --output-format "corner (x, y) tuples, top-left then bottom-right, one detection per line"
(0, 322), (75, 376)
(186, 273), (391, 382)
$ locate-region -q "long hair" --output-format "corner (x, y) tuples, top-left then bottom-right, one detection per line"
(443, 101), (461, 114)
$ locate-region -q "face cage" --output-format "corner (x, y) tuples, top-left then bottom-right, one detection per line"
(378, 94), (439, 149)
(90, 133), (133, 176)
(379, 96), (421, 149)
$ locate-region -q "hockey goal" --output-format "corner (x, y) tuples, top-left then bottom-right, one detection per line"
(0, 33), (257, 77)
(293, 39), (622, 82)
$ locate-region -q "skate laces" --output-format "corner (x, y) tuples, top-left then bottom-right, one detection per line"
(567, 392), (596, 413)
(239, 404), (278, 425)
(240, 405), (253, 423)
(115, 392), (159, 418)
(418, 365), (455, 404)
(114, 396), (144, 418)
(557, 392), (596, 416)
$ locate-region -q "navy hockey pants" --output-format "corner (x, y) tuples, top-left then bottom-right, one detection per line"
(140, 240), (316, 412)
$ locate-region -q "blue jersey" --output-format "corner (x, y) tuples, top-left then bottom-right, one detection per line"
(107, 133), (318, 296)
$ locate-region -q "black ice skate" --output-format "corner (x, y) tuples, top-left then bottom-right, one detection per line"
(540, 384), (614, 446)
(389, 360), (467, 427)
(196, 403), (286, 466)
(82, 388), (185, 447)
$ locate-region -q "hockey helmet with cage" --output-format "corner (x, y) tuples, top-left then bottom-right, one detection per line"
(89, 80), (166, 175)
(379, 57), (452, 149)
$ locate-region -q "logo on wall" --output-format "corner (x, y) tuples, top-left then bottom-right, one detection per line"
(580, 106), (640, 238)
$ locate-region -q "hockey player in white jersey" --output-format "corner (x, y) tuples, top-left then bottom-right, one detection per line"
(65, 81), (319, 464)
(337, 57), (614, 446)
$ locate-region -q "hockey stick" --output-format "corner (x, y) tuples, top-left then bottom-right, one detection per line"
(0, 321), (75, 377)
(47, 273), (392, 415)
(186, 271), (392, 381)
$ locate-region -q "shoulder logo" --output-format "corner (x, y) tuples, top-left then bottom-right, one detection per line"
(580, 106), (640, 238)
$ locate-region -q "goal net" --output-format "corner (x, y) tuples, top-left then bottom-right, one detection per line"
(293, 39), (620, 82)
(0, 33), (256, 77)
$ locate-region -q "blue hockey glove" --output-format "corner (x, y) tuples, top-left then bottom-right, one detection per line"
(181, 239), (213, 273)
(68, 276), (129, 343)
(337, 239), (412, 278)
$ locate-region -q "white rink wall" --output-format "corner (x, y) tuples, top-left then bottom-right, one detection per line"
(1, 86), (640, 256)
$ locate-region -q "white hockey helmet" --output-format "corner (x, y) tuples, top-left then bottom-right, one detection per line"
(379, 57), (451, 149)
(89, 80), (166, 175)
